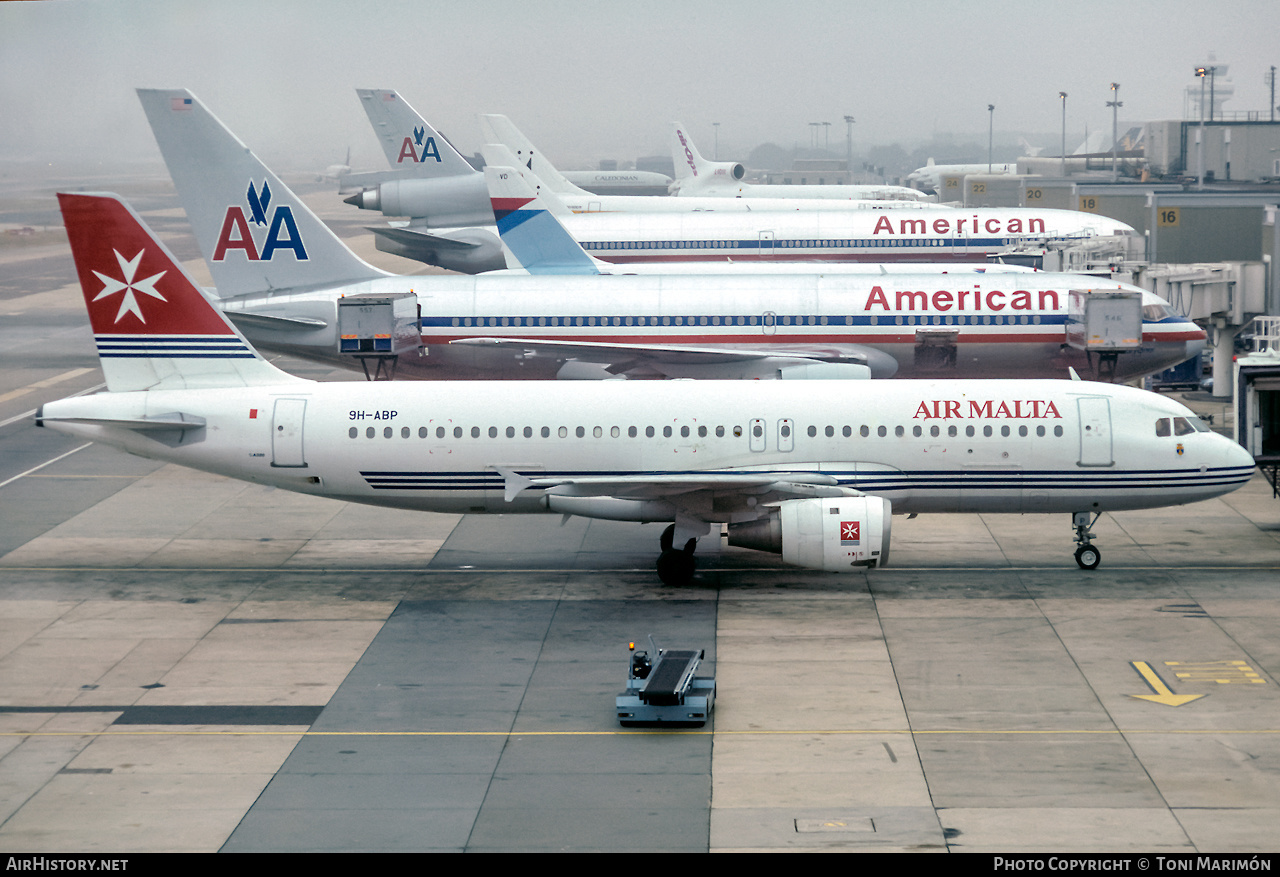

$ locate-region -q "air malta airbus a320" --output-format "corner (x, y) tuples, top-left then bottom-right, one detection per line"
(137, 89), (1201, 384)
(40, 193), (1254, 583)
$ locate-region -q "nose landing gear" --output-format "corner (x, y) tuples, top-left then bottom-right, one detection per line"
(1072, 511), (1101, 570)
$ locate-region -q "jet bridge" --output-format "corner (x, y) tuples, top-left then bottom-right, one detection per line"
(1234, 316), (1280, 498)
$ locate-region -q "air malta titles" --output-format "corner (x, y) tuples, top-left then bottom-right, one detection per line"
(914, 399), (1064, 420)
(872, 215), (1047, 236)
(863, 284), (1059, 313)
(212, 181), (308, 262)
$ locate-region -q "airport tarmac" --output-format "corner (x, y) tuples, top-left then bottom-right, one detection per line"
(1, 181), (1279, 853)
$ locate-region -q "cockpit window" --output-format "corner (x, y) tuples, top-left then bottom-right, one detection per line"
(1142, 303), (1178, 321)
(1158, 415), (1210, 437)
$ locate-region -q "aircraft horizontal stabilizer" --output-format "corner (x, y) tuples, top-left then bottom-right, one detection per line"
(36, 410), (207, 432)
(367, 226), (482, 250)
(224, 312), (330, 330)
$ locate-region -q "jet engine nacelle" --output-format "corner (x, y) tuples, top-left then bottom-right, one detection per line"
(727, 496), (892, 571)
(703, 161), (746, 183)
(348, 176), (492, 228)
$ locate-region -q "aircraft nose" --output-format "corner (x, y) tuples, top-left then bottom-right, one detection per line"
(1201, 430), (1257, 474)
(1185, 334), (1206, 360)
(1223, 435), (1257, 471)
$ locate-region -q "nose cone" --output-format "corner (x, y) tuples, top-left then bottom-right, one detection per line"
(344, 188), (379, 211)
(1221, 435), (1257, 471)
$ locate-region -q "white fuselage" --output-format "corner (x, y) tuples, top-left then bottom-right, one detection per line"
(673, 181), (930, 202)
(563, 207), (1133, 265)
(40, 379), (1255, 523)
(217, 272), (1202, 382)
(354, 173), (932, 229)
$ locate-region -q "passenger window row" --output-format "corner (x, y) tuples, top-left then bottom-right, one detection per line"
(445, 313), (1045, 328)
(346, 423), (1066, 440)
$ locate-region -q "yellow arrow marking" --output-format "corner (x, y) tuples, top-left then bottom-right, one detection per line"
(1130, 661), (1206, 706)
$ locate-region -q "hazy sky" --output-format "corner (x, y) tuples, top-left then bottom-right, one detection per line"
(3, 0), (1279, 173)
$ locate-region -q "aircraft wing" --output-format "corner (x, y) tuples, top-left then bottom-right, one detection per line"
(448, 336), (894, 377)
(492, 467), (861, 503)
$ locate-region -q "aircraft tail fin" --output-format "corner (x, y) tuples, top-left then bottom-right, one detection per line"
(483, 165), (601, 275)
(137, 88), (388, 298)
(477, 114), (588, 197)
(57, 192), (302, 393)
(670, 121), (707, 183)
(356, 89), (478, 177)
(669, 122), (746, 194)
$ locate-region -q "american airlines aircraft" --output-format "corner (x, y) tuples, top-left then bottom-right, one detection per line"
(341, 93), (929, 269)
(42, 193), (1256, 582)
(668, 123), (929, 202)
(292, 91), (1131, 271)
(131, 90), (1201, 383)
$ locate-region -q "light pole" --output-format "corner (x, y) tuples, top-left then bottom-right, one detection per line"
(1107, 83), (1122, 181)
(987, 104), (994, 172)
(844, 114), (855, 181)
(809, 122), (820, 149)
(712, 122), (720, 160)
(1059, 92), (1068, 176)
(1268, 66), (1277, 123)
(822, 121), (831, 153)
(1196, 66), (1209, 189)
(1208, 66), (1217, 121)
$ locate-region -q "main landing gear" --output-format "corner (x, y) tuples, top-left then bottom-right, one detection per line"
(1072, 511), (1101, 570)
(656, 524), (698, 586)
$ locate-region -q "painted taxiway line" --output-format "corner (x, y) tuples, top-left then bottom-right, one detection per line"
(0, 442), (92, 490)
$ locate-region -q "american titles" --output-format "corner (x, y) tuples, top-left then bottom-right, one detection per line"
(872, 215), (1047, 236)
(864, 285), (1059, 312)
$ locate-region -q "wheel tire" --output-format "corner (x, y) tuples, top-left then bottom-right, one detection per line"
(659, 524), (676, 553)
(656, 548), (696, 585)
(1075, 544), (1101, 570)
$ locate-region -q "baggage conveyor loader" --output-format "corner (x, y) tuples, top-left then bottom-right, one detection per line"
(616, 637), (715, 727)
